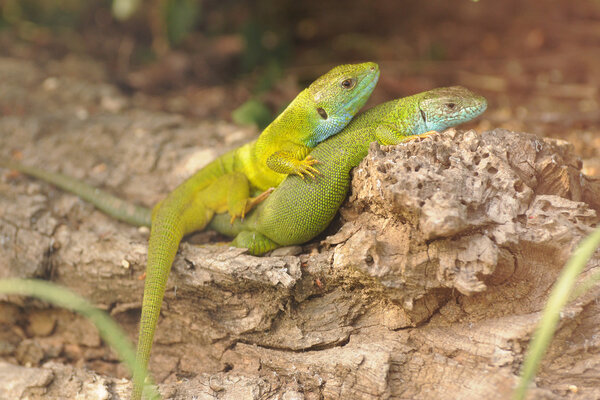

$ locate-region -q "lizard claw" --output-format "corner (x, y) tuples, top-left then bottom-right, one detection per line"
(304, 155), (320, 165)
(230, 187), (274, 224)
(294, 156), (322, 180)
(403, 131), (437, 143)
(229, 207), (245, 224)
(230, 207), (247, 224)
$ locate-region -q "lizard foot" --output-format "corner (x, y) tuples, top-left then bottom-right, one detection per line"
(294, 155), (322, 180)
(232, 230), (281, 255)
(229, 187), (274, 224)
(403, 130), (437, 143)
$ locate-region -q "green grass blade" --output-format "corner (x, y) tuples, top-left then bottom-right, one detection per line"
(0, 279), (160, 399)
(514, 227), (600, 400)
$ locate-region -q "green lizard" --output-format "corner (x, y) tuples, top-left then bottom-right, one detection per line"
(135, 62), (379, 400)
(208, 86), (488, 255)
(151, 62), (380, 224)
(1, 62), (380, 400)
(2, 85), (486, 399)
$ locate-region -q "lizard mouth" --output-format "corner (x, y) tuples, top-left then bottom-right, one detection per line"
(460, 99), (488, 122)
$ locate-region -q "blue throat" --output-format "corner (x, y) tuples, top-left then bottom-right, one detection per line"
(307, 113), (352, 147)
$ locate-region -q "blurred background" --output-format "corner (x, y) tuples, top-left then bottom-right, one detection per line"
(2, 0), (600, 173)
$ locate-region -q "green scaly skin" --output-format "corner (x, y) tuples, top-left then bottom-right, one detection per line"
(151, 62), (380, 221)
(208, 86), (488, 254)
(132, 62), (378, 400)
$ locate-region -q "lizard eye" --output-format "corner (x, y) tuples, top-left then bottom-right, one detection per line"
(317, 107), (328, 119)
(446, 103), (456, 109)
(340, 78), (356, 89)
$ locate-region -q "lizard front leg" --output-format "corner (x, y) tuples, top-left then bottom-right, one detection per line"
(265, 143), (321, 179)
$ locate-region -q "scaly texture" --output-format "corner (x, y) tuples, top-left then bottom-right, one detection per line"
(131, 62), (379, 400)
(209, 86), (488, 254)
(168, 62), (379, 218)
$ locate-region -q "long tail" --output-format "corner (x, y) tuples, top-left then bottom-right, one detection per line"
(1, 158), (152, 227)
(132, 215), (183, 400)
(131, 187), (213, 400)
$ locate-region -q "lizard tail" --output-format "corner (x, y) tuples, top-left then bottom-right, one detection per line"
(132, 190), (213, 399)
(132, 217), (184, 400)
(1, 158), (152, 227)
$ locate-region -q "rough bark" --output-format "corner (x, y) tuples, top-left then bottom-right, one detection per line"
(1, 55), (600, 399)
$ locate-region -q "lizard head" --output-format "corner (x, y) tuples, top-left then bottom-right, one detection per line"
(305, 62), (380, 146)
(417, 86), (487, 132)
